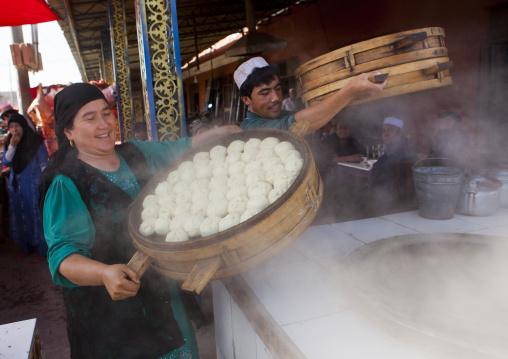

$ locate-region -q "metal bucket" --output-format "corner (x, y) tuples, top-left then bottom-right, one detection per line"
(412, 158), (464, 219)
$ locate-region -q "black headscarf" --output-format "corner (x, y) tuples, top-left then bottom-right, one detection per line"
(4, 113), (45, 176)
(39, 83), (108, 210)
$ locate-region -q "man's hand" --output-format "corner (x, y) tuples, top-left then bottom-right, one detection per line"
(341, 72), (387, 101)
(100, 264), (141, 300)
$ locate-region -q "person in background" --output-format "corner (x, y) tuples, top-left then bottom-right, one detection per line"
(39, 83), (241, 358)
(281, 88), (303, 112)
(235, 57), (385, 134)
(2, 113), (49, 262)
(368, 116), (417, 215)
(1, 105), (18, 124)
(429, 110), (472, 167)
(133, 121), (149, 141)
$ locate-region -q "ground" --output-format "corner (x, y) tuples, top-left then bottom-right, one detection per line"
(0, 238), (216, 359)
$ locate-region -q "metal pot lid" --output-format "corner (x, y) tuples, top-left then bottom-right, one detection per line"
(345, 233), (508, 358)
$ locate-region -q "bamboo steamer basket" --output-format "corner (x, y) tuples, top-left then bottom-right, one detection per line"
(128, 125), (323, 294)
(296, 27), (453, 107)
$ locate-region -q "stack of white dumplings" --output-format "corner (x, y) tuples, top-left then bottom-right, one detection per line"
(139, 136), (304, 242)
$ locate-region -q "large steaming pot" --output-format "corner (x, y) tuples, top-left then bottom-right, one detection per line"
(455, 173), (502, 216)
(128, 126), (323, 294)
(296, 27), (453, 107)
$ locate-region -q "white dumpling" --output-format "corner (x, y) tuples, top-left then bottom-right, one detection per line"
(248, 182), (273, 199)
(240, 209), (260, 223)
(172, 180), (190, 194)
(192, 189), (209, 205)
(190, 178), (209, 193)
(265, 164), (286, 185)
(207, 200), (229, 218)
(227, 173), (246, 188)
(159, 205), (175, 219)
(200, 216), (222, 237)
(280, 149), (301, 164)
(157, 192), (176, 206)
(195, 162), (213, 179)
(155, 181), (172, 196)
(244, 138), (261, 151)
(175, 192), (192, 205)
(268, 188), (285, 204)
(245, 171), (265, 187)
(209, 175), (229, 190)
(273, 173), (297, 192)
(228, 195), (249, 215)
(227, 140), (245, 154)
(256, 148), (275, 161)
(247, 196), (270, 212)
(143, 194), (159, 209)
(209, 187), (228, 202)
(173, 202), (191, 217)
(284, 156), (304, 174)
(219, 213), (240, 232)
(180, 168), (196, 182)
(154, 217), (171, 235)
(139, 220), (156, 236)
(228, 161), (246, 176)
(244, 160), (263, 174)
(178, 160), (194, 172)
(184, 215), (205, 238)
(212, 162), (229, 177)
(193, 151), (210, 164)
(259, 137), (280, 150)
(227, 186), (248, 201)
(210, 145), (227, 160)
(141, 206), (159, 221)
(273, 141), (296, 157)
(166, 229), (188, 242)
(262, 157), (282, 173)
(169, 215), (188, 232)
(226, 151), (242, 164)
(167, 171), (181, 186)
(190, 201), (208, 217)
(241, 150), (257, 163)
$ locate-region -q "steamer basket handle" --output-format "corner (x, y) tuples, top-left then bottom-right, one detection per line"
(289, 120), (309, 137)
(127, 250), (152, 279)
(181, 256), (222, 295)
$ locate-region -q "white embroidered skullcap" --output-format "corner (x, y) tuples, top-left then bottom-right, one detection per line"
(383, 116), (403, 129)
(234, 57), (269, 89)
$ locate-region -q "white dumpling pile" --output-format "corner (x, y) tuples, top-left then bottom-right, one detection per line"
(139, 137), (303, 242)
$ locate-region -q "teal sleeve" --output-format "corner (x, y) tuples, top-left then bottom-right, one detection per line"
(44, 174), (95, 288)
(128, 137), (192, 172)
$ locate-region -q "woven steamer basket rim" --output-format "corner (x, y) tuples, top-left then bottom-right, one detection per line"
(128, 128), (314, 251)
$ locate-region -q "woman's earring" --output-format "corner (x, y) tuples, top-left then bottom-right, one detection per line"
(70, 140), (75, 147)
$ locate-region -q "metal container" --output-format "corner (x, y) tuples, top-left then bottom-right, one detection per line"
(455, 174), (501, 216)
(412, 158), (464, 220)
(486, 169), (508, 208)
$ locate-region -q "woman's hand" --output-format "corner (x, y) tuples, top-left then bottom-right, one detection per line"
(100, 264), (141, 300)
(10, 133), (21, 147)
(191, 125), (242, 149)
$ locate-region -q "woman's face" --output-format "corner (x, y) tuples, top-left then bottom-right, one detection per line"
(9, 122), (23, 138)
(64, 99), (117, 157)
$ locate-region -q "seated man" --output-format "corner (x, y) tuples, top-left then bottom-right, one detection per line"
(234, 57), (386, 135)
(281, 88), (303, 112)
(368, 117), (417, 215)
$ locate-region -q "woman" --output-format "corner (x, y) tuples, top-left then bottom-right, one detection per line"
(39, 83), (241, 358)
(2, 113), (48, 262)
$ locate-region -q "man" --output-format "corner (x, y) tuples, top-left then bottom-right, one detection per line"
(1, 105), (18, 123)
(234, 57), (386, 135)
(368, 117), (417, 215)
(281, 88), (302, 112)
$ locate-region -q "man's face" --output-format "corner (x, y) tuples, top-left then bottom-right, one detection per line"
(241, 77), (283, 120)
(382, 124), (402, 145)
(335, 124), (350, 139)
(289, 89), (296, 100)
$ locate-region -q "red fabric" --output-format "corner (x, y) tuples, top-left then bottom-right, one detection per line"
(0, 0), (58, 27)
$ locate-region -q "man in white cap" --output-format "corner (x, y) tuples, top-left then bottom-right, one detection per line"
(368, 116), (417, 215)
(234, 57), (386, 135)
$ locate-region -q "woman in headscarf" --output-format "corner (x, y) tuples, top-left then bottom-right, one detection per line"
(2, 112), (49, 262)
(39, 83), (241, 358)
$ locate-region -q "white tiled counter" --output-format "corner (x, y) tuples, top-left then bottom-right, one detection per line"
(212, 209), (508, 359)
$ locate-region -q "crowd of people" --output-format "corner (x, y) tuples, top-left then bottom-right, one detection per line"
(0, 56), (473, 358)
